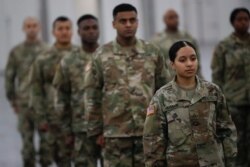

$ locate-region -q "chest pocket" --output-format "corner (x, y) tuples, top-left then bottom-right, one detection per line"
(164, 103), (192, 147)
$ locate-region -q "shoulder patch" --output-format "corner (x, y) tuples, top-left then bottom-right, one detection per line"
(147, 105), (156, 116)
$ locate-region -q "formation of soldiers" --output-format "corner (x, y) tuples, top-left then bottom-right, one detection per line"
(4, 3), (250, 167)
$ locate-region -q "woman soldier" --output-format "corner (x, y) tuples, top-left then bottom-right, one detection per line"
(143, 41), (237, 167)
(211, 7), (250, 167)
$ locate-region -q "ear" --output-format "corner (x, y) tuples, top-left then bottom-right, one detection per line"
(170, 61), (175, 70)
(77, 28), (80, 35)
(112, 20), (116, 29)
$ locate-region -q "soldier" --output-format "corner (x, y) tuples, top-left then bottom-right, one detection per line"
(53, 14), (102, 167)
(5, 17), (48, 167)
(30, 16), (77, 167)
(151, 9), (202, 79)
(211, 7), (250, 167)
(143, 40), (237, 167)
(84, 3), (168, 167)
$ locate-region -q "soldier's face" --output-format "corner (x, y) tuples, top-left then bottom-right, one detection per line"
(233, 11), (250, 34)
(164, 10), (179, 30)
(23, 19), (40, 39)
(171, 46), (198, 79)
(78, 19), (99, 44)
(53, 21), (73, 45)
(113, 11), (138, 39)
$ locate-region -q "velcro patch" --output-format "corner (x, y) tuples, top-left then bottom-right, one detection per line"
(147, 105), (155, 116)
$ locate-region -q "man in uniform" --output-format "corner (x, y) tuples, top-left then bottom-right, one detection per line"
(53, 14), (102, 167)
(5, 17), (48, 167)
(151, 9), (202, 78)
(84, 3), (168, 167)
(30, 16), (77, 167)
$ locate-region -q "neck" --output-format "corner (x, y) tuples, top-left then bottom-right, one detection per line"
(55, 42), (71, 49)
(26, 37), (38, 44)
(116, 36), (136, 47)
(166, 28), (178, 33)
(234, 31), (249, 40)
(176, 76), (196, 89)
(82, 42), (99, 53)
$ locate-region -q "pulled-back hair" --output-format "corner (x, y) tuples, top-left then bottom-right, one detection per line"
(169, 41), (197, 62)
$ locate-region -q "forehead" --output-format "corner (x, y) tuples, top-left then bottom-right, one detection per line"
(115, 11), (137, 19)
(235, 11), (250, 18)
(177, 46), (196, 56)
(79, 19), (98, 26)
(24, 19), (39, 26)
(54, 20), (72, 27)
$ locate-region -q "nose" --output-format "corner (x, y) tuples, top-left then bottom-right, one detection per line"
(186, 59), (193, 66)
(125, 21), (132, 27)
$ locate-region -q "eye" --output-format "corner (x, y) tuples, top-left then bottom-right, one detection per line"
(178, 58), (186, 63)
(119, 19), (127, 24)
(130, 18), (137, 24)
(191, 56), (197, 61)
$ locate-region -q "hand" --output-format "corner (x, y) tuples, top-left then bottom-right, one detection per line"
(96, 134), (105, 148)
(12, 101), (19, 114)
(38, 123), (49, 132)
(65, 135), (75, 146)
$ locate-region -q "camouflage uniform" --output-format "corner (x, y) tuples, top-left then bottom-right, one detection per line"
(53, 48), (102, 167)
(5, 41), (48, 167)
(84, 39), (168, 167)
(143, 76), (237, 167)
(211, 33), (250, 166)
(30, 44), (78, 167)
(151, 30), (203, 78)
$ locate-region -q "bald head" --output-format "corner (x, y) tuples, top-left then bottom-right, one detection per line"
(22, 17), (40, 41)
(163, 9), (179, 31)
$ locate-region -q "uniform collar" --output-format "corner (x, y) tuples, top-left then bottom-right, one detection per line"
(230, 32), (250, 45)
(171, 76), (207, 104)
(112, 38), (145, 55)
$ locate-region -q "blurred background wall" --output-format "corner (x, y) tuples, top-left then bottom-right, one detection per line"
(0, 0), (249, 80)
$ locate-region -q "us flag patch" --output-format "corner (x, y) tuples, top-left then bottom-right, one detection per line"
(146, 105), (155, 116)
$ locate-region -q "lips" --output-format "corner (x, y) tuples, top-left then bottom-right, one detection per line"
(185, 69), (195, 73)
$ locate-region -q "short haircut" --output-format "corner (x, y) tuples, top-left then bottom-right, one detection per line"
(53, 16), (71, 28)
(113, 3), (137, 18)
(230, 7), (250, 24)
(169, 41), (197, 62)
(77, 14), (98, 27)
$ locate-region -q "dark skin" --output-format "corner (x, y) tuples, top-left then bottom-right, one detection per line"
(232, 11), (250, 40)
(78, 18), (99, 53)
(164, 9), (179, 33)
(113, 11), (138, 47)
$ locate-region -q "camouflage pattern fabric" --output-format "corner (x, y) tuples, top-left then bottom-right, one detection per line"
(5, 41), (48, 167)
(53, 48), (102, 166)
(30, 44), (79, 167)
(143, 76), (237, 167)
(211, 33), (250, 167)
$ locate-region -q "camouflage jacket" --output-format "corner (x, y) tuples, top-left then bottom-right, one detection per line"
(5, 40), (48, 106)
(30, 44), (79, 127)
(53, 48), (93, 134)
(143, 76), (237, 167)
(151, 30), (203, 78)
(211, 33), (250, 106)
(84, 39), (169, 138)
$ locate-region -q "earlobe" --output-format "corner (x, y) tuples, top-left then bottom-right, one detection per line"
(171, 62), (175, 70)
